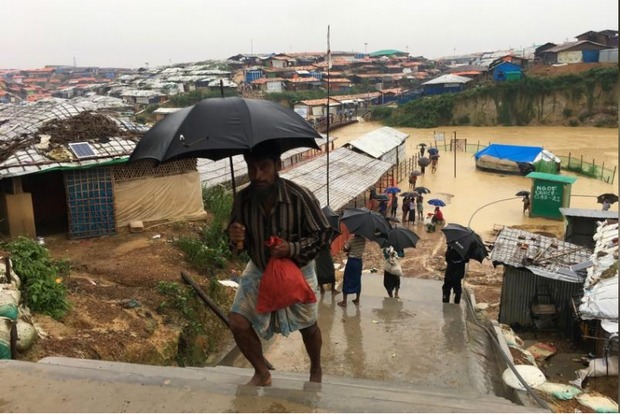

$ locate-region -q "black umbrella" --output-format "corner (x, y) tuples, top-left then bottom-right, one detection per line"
(597, 193), (618, 204)
(372, 193), (389, 201)
(515, 190), (530, 197)
(382, 227), (420, 251)
(441, 223), (487, 263)
(414, 186), (431, 194)
(400, 191), (418, 198)
(410, 170), (422, 177)
(129, 97), (321, 163)
(322, 206), (341, 233)
(418, 156), (430, 167)
(340, 207), (392, 242)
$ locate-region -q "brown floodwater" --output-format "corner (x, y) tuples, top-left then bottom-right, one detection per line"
(330, 122), (618, 235)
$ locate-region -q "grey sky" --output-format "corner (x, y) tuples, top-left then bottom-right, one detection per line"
(3, 0), (618, 69)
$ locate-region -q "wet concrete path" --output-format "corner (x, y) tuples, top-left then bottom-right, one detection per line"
(225, 274), (498, 395)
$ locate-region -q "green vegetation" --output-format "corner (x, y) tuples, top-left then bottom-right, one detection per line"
(3, 237), (70, 319)
(168, 88), (237, 107)
(156, 279), (232, 366)
(174, 185), (234, 273)
(379, 66), (618, 128)
(373, 94), (455, 128)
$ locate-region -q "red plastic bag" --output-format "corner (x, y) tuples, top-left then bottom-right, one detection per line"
(256, 236), (317, 313)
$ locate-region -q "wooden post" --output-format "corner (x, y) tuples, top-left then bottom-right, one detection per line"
(580, 155), (583, 170)
(612, 166), (617, 185)
(601, 162), (605, 179)
(568, 152), (571, 169)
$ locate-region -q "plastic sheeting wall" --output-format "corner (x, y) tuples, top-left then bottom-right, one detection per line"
(114, 171), (206, 228)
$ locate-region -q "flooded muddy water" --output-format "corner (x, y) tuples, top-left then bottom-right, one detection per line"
(330, 122), (618, 236)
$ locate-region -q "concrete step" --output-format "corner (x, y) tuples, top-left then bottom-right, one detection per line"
(12, 357), (548, 412)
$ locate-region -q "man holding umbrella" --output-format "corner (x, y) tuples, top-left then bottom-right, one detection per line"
(228, 140), (332, 386)
(443, 245), (469, 304)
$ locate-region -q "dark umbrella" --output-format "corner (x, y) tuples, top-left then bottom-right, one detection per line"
(418, 143), (427, 148)
(418, 157), (430, 167)
(400, 191), (418, 198)
(384, 186), (401, 194)
(597, 193), (618, 204)
(427, 199), (446, 207)
(410, 170), (422, 177)
(382, 227), (420, 251)
(428, 147), (439, 156)
(322, 206), (341, 233)
(372, 193), (389, 201)
(340, 207), (392, 242)
(414, 186), (431, 194)
(129, 97), (321, 163)
(441, 223), (488, 263)
(515, 190), (530, 197)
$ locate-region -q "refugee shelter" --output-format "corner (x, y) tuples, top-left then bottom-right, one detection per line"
(0, 100), (206, 239)
(559, 208), (619, 249)
(421, 74), (471, 96)
(474, 144), (561, 175)
(490, 227), (592, 337)
(343, 126), (408, 189)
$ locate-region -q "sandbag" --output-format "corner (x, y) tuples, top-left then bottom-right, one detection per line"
(0, 290), (19, 321)
(16, 319), (37, 351)
(0, 318), (12, 359)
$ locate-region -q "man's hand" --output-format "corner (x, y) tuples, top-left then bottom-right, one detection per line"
(268, 239), (290, 258)
(228, 222), (245, 246)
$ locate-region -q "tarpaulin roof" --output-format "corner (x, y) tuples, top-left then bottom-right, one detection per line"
(474, 143), (543, 162)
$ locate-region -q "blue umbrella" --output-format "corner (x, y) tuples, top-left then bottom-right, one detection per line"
(427, 199), (446, 207)
(384, 186), (401, 194)
(428, 147), (439, 156)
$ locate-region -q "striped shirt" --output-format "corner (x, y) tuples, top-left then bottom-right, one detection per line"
(230, 178), (332, 271)
(345, 235), (366, 259)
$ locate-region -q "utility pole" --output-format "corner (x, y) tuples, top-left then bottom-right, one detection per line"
(364, 42), (368, 55)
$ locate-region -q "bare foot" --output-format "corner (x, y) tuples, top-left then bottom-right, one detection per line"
(331, 289), (340, 294)
(309, 367), (322, 383)
(352, 299), (359, 305)
(394, 294), (399, 299)
(246, 372), (272, 386)
(337, 301), (346, 307)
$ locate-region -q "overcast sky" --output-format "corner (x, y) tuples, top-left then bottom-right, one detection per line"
(2, 0), (618, 69)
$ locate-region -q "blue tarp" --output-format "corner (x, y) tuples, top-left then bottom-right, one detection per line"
(474, 144), (543, 163)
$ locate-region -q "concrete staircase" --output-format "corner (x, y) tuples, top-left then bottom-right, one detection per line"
(0, 357), (548, 412)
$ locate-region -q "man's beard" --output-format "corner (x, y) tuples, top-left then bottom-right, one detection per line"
(250, 181), (277, 203)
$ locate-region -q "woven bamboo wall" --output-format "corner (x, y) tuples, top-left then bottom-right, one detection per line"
(113, 158), (197, 182)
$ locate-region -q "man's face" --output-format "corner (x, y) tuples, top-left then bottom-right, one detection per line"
(247, 157), (280, 193)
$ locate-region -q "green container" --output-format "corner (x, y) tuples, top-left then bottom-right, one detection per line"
(527, 172), (576, 220)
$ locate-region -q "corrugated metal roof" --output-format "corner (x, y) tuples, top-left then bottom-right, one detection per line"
(198, 138), (325, 187)
(345, 127), (408, 159)
(280, 147), (392, 210)
(560, 207), (619, 219)
(0, 100), (147, 178)
(199, 146), (391, 211)
(490, 227), (592, 283)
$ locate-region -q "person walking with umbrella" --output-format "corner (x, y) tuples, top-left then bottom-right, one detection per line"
(227, 140), (332, 386)
(442, 245), (469, 304)
(338, 233), (367, 308)
(317, 207), (341, 295)
(522, 194), (531, 214)
(390, 192), (399, 218)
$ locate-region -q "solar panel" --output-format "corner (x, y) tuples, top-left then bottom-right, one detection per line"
(69, 142), (97, 158)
